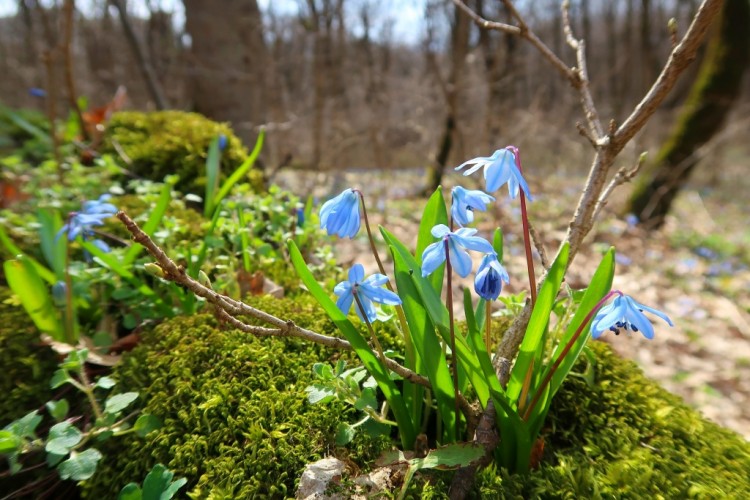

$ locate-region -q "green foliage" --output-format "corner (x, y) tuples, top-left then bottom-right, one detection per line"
(84, 295), (392, 499)
(118, 464), (187, 500)
(103, 111), (261, 195)
(0, 288), (58, 422)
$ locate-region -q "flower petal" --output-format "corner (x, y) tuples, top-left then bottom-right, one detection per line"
(448, 240), (473, 277)
(431, 224), (451, 238)
(359, 283), (402, 306)
(336, 290), (354, 316)
(348, 264), (365, 284)
(421, 241), (446, 277)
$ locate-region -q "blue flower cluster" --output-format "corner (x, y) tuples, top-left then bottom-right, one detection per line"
(56, 194), (118, 253)
(592, 294), (673, 340)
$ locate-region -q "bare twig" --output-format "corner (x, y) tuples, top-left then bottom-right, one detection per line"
(61, 0), (88, 141)
(528, 222), (549, 270)
(592, 153), (647, 221)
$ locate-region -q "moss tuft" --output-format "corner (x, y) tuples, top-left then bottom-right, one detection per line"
(0, 288), (58, 423)
(103, 111), (262, 195)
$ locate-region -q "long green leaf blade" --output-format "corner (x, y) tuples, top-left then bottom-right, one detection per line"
(416, 187), (448, 294)
(122, 182), (173, 266)
(0, 227), (56, 284)
(213, 129), (265, 209)
(204, 136), (222, 217)
(287, 240), (416, 449)
(507, 243), (569, 403)
(4, 257), (63, 339)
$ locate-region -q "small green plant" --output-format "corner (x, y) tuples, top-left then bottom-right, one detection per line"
(118, 464), (187, 500)
(0, 349), (160, 493)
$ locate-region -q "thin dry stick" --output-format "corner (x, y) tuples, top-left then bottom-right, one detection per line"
(61, 0), (88, 142)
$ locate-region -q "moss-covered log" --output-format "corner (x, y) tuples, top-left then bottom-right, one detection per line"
(628, 0), (750, 228)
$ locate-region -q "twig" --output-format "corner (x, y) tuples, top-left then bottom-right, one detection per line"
(61, 0), (88, 141)
(592, 153), (647, 221)
(528, 222), (549, 270)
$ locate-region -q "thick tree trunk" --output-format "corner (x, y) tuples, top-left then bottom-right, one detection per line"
(628, 0), (750, 228)
(183, 0), (267, 143)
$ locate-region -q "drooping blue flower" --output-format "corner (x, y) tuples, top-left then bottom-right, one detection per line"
(320, 188), (361, 239)
(334, 264), (402, 322)
(455, 147), (532, 200)
(451, 186), (495, 227)
(56, 194), (118, 252)
(474, 253), (509, 301)
(591, 294), (673, 340)
(217, 134), (228, 151)
(421, 224), (494, 278)
(29, 87), (47, 98)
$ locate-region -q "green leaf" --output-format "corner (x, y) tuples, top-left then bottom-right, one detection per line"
(134, 414), (162, 438)
(0, 430), (20, 453)
(4, 257), (64, 340)
(6, 411), (43, 440)
(104, 392), (139, 415)
(37, 209), (66, 278)
(493, 228), (504, 262)
(0, 227), (56, 284)
(335, 422), (356, 446)
(204, 136), (222, 217)
(118, 483), (142, 500)
(507, 243), (569, 404)
(415, 187), (448, 294)
(390, 245), (457, 438)
(122, 181), (174, 267)
(212, 129), (265, 213)
(95, 376), (116, 390)
(142, 463), (187, 500)
(46, 421), (83, 455)
(61, 349), (88, 371)
(305, 384), (336, 405)
(50, 369), (70, 389)
(0, 105), (51, 144)
(418, 443), (485, 470)
(354, 387), (378, 411)
(288, 240), (416, 450)
(80, 240), (157, 300)
(547, 248), (614, 396)
(46, 399), (70, 421)
(57, 448), (102, 481)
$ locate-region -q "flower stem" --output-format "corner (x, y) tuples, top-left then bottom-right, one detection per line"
(444, 239), (460, 442)
(63, 214), (75, 345)
(521, 290), (621, 421)
(353, 290), (387, 365)
(511, 147), (537, 306)
(485, 300), (492, 352)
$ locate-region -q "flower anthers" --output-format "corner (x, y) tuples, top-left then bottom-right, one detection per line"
(591, 293), (674, 340)
(334, 263), (402, 323)
(421, 224), (494, 278)
(451, 186), (495, 227)
(320, 188), (360, 239)
(455, 147), (532, 200)
(474, 253), (509, 301)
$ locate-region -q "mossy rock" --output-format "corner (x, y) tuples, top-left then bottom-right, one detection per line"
(103, 111), (263, 195)
(82, 295), (750, 498)
(83, 295), (392, 499)
(0, 288), (58, 422)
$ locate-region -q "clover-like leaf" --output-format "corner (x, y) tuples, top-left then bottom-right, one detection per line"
(104, 392), (139, 415)
(134, 414), (162, 438)
(95, 376), (116, 390)
(57, 448), (102, 481)
(46, 421), (83, 456)
(46, 399), (69, 421)
(142, 463), (188, 500)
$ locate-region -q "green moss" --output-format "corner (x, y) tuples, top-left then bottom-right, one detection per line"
(83, 295), (391, 499)
(0, 288), (58, 422)
(82, 296), (750, 498)
(103, 111), (261, 195)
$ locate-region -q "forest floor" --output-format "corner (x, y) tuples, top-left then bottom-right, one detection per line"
(278, 163), (750, 440)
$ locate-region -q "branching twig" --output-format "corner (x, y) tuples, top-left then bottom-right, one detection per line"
(592, 153), (647, 221)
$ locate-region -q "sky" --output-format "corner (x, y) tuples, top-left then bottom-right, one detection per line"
(0, 0), (427, 45)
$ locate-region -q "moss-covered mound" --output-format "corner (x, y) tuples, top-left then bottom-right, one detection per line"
(103, 111), (261, 195)
(84, 295), (391, 499)
(83, 295), (750, 498)
(0, 288), (58, 422)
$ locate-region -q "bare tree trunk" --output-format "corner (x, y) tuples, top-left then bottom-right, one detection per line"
(629, 0), (750, 228)
(111, 0), (168, 110)
(424, 1), (471, 193)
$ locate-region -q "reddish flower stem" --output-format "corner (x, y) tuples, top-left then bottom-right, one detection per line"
(510, 147), (537, 306)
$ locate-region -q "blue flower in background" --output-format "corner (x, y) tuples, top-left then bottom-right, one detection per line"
(451, 186), (495, 227)
(334, 264), (402, 322)
(29, 87), (47, 98)
(421, 224), (494, 278)
(591, 294), (673, 340)
(455, 148), (532, 200)
(56, 194), (118, 253)
(217, 134), (227, 151)
(320, 188), (360, 239)
(474, 253), (509, 301)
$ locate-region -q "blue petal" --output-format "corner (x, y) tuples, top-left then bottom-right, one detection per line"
(431, 224), (451, 238)
(359, 283), (402, 306)
(348, 264), (365, 284)
(91, 239), (110, 253)
(334, 280), (352, 296)
(336, 290), (354, 316)
(421, 241), (446, 277)
(354, 294), (378, 323)
(363, 273), (389, 287)
(448, 239), (473, 278)
(591, 299), (624, 338)
(632, 298), (674, 327)
(454, 233), (494, 254)
(484, 151), (514, 192)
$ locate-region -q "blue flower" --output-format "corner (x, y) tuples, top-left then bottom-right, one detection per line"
(421, 224), (494, 278)
(56, 194), (118, 252)
(29, 87), (47, 98)
(334, 264), (402, 322)
(591, 294), (674, 340)
(217, 134), (228, 151)
(474, 253), (509, 301)
(455, 147), (532, 200)
(320, 188), (360, 239)
(451, 186), (495, 227)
